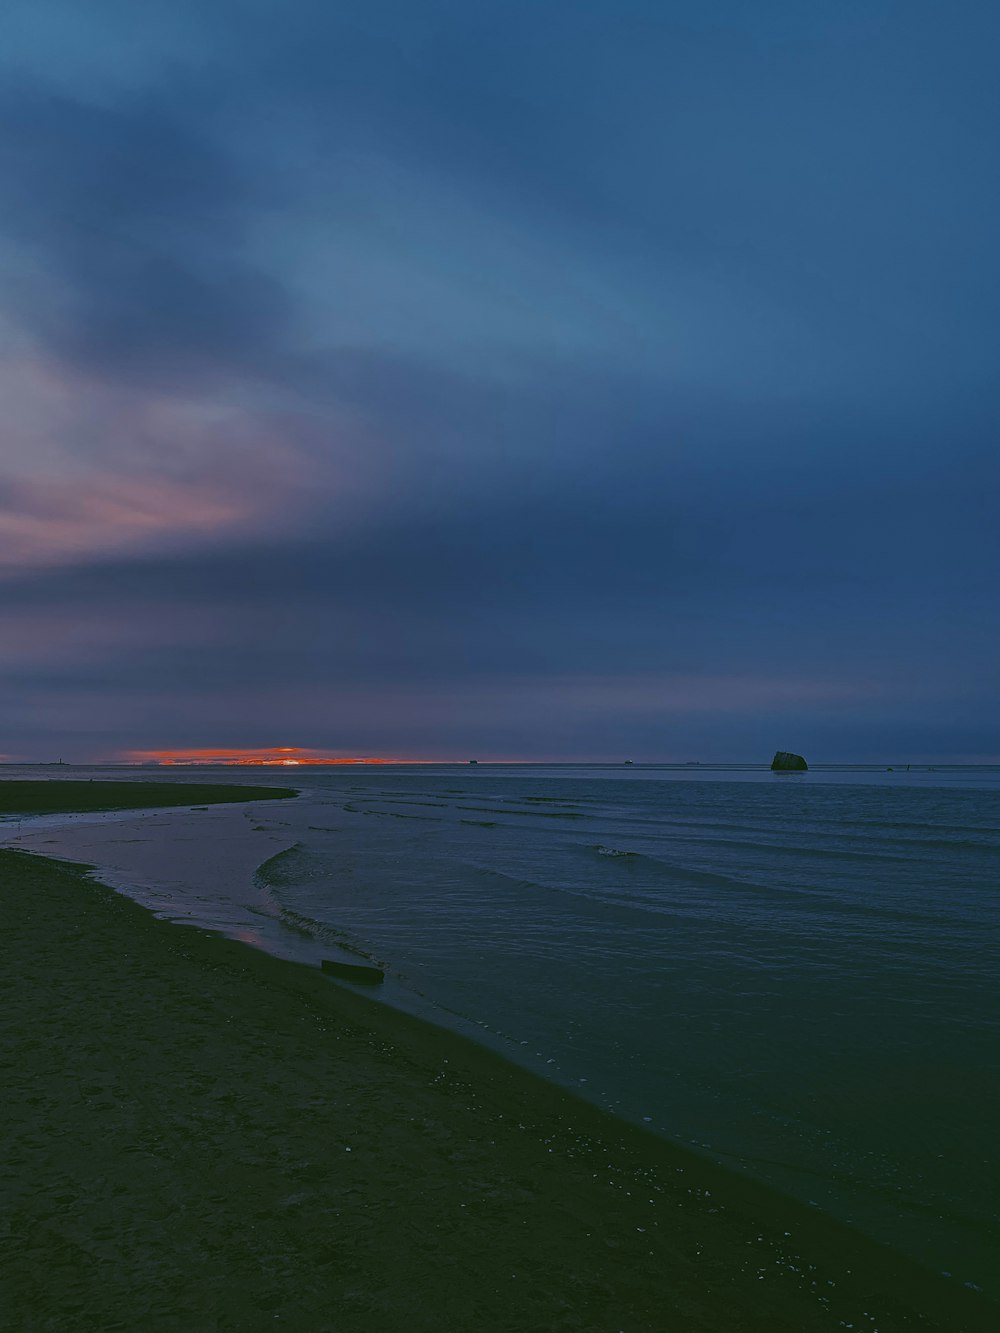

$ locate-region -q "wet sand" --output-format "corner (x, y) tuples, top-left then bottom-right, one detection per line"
(1, 848), (992, 1332)
(1, 798), (305, 961)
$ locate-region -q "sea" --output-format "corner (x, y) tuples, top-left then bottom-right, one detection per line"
(3, 762), (998, 1298)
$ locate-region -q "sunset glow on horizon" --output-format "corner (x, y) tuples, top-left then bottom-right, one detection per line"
(124, 747), (394, 767)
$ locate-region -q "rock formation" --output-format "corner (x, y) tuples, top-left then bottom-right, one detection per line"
(771, 751), (808, 771)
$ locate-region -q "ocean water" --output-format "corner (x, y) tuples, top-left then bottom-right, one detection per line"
(5, 763), (999, 1295)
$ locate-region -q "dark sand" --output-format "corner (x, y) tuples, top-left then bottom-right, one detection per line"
(0, 780), (296, 816)
(1, 836), (993, 1329)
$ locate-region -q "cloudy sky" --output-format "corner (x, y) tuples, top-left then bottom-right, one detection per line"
(1, 0), (997, 762)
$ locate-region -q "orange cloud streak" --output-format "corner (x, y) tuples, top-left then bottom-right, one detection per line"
(124, 747), (393, 766)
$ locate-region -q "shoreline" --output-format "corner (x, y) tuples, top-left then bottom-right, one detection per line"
(0, 796), (309, 963)
(0, 778), (298, 815)
(1, 846), (993, 1331)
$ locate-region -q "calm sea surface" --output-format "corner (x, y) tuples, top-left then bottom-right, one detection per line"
(6, 763), (999, 1294)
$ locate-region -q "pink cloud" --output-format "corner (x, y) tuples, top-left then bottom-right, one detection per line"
(0, 352), (329, 570)
(0, 473), (255, 566)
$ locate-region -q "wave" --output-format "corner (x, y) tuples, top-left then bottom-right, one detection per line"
(254, 843), (306, 889)
(277, 904), (385, 966)
(358, 798), (452, 809)
(520, 796), (590, 806)
(253, 845), (387, 968)
(455, 804), (583, 819)
(376, 810), (444, 822)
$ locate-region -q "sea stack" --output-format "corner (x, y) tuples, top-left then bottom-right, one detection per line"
(771, 751), (808, 771)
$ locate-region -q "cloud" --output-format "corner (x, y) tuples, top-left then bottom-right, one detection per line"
(0, 472), (262, 567)
(0, 83), (292, 391)
(0, 353), (333, 570)
(0, 0), (997, 758)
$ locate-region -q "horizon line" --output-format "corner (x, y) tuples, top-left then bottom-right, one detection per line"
(3, 758), (999, 769)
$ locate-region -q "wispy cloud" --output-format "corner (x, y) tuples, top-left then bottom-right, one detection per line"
(0, 353), (329, 569)
(0, 473), (255, 567)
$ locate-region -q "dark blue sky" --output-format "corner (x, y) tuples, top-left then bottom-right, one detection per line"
(1, 0), (997, 761)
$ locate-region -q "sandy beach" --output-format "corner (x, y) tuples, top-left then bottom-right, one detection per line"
(0, 780), (297, 817)
(1, 829), (991, 1331)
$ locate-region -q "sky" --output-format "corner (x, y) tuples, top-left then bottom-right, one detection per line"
(1, 0), (997, 763)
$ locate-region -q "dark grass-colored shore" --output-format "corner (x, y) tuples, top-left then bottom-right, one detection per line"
(0, 779), (297, 815)
(2, 852), (995, 1332)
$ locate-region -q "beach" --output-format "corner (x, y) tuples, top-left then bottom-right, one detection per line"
(1, 821), (992, 1330)
(0, 780), (297, 817)
(8, 765), (997, 1294)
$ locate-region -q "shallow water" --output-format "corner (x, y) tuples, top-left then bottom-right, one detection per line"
(4, 762), (999, 1294)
